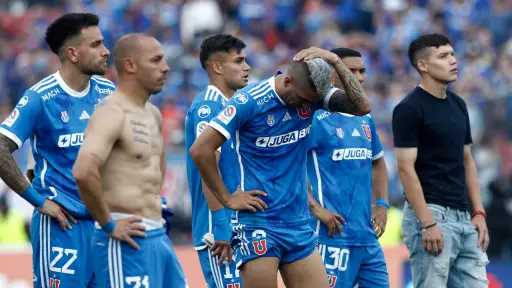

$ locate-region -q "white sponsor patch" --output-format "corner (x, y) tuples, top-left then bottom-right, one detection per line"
(2, 109), (20, 127)
(255, 125), (311, 148)
(332, 148), (372, 161)
(196, 121), (208, 137)
(58, 133), (84, 148)
(217, 105), (236, 125)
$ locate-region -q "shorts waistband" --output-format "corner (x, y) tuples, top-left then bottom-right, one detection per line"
(94, 212), (164, 231)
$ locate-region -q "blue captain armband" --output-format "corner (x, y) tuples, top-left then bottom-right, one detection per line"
(376, 198), (390, 209)
(21, 186), (45, 208)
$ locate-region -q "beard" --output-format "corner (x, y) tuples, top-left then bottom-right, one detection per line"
(80, 62), (108, 76)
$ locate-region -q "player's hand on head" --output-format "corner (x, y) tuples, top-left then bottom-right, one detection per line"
(371, 206), (388, 238)
(109, 216), (147, 250)
(422, 224), (444, 256)
(226, 187), (267, 212)
(311, 205), (346, 237)
(293, 47), (340, 66)
(471, 215), (489, 252)
(211, 241), (233, 265)
(37, 199), (77, 230)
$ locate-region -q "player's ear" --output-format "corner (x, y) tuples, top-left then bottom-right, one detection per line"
(66, 47), (79, 63)
(417, 59), (428, 74)
(211, 61), (222, 75)
(283, 76), (293, 89)
(123, 58), (136, 74)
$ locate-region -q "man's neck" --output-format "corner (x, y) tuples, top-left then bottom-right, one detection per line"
(118, 78), (151, 107)
(209, 79), (235, 99)
(59, 63), (91, 92)
(274, 74), (285, 100)
(419, 76), (448, 99)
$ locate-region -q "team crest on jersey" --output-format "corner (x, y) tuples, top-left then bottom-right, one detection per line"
(267, 115), (275, 126)
(336, 128), (344, 139)
(297, 108), (311, 119)
(61, 111), (69, 123)
(361, 125), (371, 141)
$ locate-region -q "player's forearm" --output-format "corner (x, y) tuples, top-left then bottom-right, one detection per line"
(0, 134), (31, 193)
(202, 151), (224, 211)
(372, 158), (389, 202)
(308, 182), (321, 211)
(75, 172), (111, 225)
(191, 148), (231, 206)
(465, 156), (484, 212)
(331, 60), (371, 115)
(398, 165), (433, 226)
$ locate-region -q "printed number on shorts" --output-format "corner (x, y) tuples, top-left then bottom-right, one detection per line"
(318, 244), (350, 271)
(227, 284), (241, 288)
(49, 247), (78, 274)
(126, 276), (149, 288)
(223, 262), (240, 279)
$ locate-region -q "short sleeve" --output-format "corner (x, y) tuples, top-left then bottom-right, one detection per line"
(369, 116), (384, 160)
(461, 100), (473, 145)
(209, 92), (256, 140)
(308, 111), (329, 151)
(192, 101), (224, 152)
(392, 102), (421, 148)
(0, 91), (42, 148)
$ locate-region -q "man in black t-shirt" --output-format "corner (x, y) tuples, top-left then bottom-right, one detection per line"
(393, 34), (489, 287)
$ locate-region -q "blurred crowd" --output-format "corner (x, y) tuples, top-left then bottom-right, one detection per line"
(0, 0), (511, 259)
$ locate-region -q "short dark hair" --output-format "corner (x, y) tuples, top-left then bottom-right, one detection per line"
(45, 13), (100, 57)
(330, 48), (361, 59)
(288, 61), (316, 91)
(199, 34), (247, 69)
(408, 33), (451, 71)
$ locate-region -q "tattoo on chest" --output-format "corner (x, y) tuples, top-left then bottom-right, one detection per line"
(130, 120), (150, 144)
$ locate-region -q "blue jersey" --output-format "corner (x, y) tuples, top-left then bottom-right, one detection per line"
(0, 72), (115, 218)
(185, 85), (238, 249)
(307, 111), (383, 246)
(209, 74), (331, 227)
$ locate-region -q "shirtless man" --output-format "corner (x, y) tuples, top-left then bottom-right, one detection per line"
(72, 33), (187, 287)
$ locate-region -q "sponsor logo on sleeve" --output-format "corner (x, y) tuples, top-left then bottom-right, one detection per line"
(234, 93), (249, 104)
(196, 121), (208, 137)
(16, 96), (29, 108)
(2, 109), (19, 127)
(217, 105), (236, 125)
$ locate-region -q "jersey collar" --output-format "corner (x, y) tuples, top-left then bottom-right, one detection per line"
(207, 85), (229, 102)
(55, 71), (90, 98)
(270, 71), (286, 105)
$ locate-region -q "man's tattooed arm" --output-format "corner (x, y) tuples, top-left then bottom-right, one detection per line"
(0, 134), (31, 193)
(329, 60), (371, 115)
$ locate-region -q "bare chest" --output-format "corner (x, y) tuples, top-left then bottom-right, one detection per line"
(118, 112), (163, 160)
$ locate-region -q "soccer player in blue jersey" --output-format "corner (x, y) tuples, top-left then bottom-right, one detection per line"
(0, 13), (113, 288)
(190, 47), (371, 288)
(73, 33), (187, 288)
(185, 34), (250, 288)
(307, 48), (390, 288)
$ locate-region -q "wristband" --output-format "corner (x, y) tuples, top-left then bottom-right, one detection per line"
(211, 209), (230, 242)
(375, 198), (390, 209)
(421, 222), (437, 232)
(472, 211), (487, 219)
(102, 219), (116, 234)
(21, 186), (45, 208)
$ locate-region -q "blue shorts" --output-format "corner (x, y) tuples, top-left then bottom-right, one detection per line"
(198, 249), (242, 288)
(317, 242), (389, 288)
(91, 216), (187, 288)
(231, 223), (317, 269)
(31, 211), (96, 288)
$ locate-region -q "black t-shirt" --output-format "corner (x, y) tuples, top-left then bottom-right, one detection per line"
(392, 87), (472, 211)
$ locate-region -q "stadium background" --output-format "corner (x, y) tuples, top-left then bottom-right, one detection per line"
(0, 0), (511, 287)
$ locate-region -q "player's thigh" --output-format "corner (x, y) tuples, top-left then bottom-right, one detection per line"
(198, 249), (243, 288)
(239, 256), (280, 288)
(31, 212), (94, 288)
(356, 245), (389, 288)
(279, 248), (330, 288)
(316, 243), (361, 288)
